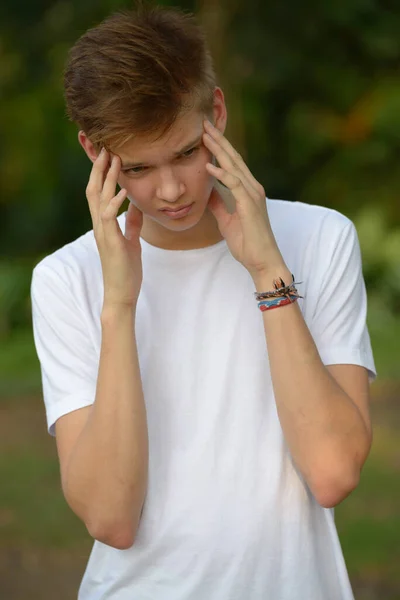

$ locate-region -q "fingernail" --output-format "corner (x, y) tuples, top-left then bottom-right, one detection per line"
(100, 147), (106, 156)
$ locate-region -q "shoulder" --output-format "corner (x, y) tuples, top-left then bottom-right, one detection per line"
(31, 215), (107, 302)
(34, 229), (94, 277)
(32, 212), (127, 286)
(267, 198), (357, 257)
(267, 198), (354, 237)
(265, 199), (362, 285)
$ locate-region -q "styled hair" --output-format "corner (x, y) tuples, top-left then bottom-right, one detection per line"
(63, 3), (217, 150)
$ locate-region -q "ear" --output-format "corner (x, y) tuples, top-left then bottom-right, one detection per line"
(78, 130), (100, 163)
(212, 87), (227, 135)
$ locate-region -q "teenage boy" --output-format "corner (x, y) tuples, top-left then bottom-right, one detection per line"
(31, 5), (376, 599)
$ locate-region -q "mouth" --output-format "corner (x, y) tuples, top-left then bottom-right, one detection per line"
(160, 202), (193, 213)
(161, 203), (194, 219)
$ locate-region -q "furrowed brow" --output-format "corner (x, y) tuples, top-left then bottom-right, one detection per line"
(175, 135), (203, 156)
(121, 135), (203, 169)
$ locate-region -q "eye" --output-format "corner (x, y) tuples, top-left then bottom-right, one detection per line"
(181, 147), (199, 159)
(124, 166), (148, 176)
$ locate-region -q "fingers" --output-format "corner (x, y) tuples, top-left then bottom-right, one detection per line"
(206, 162), (242, 190)
(101, 153), (122, 206)
(202, 133), (259, 202)
(203, 120), (263, 200)
(203, 133), (260, 207)
(86, 148), (109, 216)
(203, 120), (251, 176)
(86, 148), (125, 228)
(100, 187), (127, 224)
(124, 200), (144, 241)
(206, 162), (253, 213)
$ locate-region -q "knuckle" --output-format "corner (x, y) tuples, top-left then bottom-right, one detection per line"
(100, 210), (111, 221)
(87, 184), (100, 198)
(232, 176), (242, 189)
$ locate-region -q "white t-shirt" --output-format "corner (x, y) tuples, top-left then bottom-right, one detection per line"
(31, 199), (376, 600)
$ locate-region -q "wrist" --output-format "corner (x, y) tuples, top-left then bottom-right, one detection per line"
(252, 266), (293, 293)
(101, 302), (136, 325)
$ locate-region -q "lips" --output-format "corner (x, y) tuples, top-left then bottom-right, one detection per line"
(161, 202), (192, 212)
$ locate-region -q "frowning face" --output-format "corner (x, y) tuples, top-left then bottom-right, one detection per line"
(116, 107), (218, 243)
(79, 88), (228, 250)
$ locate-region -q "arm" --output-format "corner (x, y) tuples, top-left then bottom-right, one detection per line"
(253, 266), (372, 509)
(201, 120), (374, 510)
(56, 304), (149, 550)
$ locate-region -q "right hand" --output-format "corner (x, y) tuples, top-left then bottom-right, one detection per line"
(86, 148), (144, 309)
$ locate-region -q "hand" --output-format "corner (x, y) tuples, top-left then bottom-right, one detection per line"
(203, 120), (287, 279)
(86, 148), (144, 309)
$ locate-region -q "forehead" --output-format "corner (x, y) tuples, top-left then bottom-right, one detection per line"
(117, 109), (205, 164)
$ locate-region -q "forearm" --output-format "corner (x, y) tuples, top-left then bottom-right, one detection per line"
(253, 269), (371, 507)
(64, 304), (149, 546)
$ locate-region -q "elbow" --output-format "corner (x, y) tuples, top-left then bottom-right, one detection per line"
(312, 468), (361, 509)
(310, 441), (371, 509)
(64, 494), (137, 549)
(86, 520), (137, 550)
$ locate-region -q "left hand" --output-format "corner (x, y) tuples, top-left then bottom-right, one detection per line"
(203, 119), (287, 279)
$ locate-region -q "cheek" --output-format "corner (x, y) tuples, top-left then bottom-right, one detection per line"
(197, 152), (216, 188)
(191, 167), (212, 192)
(193, 150), (213, 181)
(120, 177), (152, 205)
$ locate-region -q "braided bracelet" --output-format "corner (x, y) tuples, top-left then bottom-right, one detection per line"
(257, 294), (299, 312)
(254, 274), (303, 312)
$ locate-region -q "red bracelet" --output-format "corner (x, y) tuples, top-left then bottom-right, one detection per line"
(258, 296), (298, 312)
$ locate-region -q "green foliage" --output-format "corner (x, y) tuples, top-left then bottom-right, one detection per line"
(1, 9), (399, 598)
(0, 0), (399, 359)
(0, 328), (41, 396)
(355, 205), (400, 316)
(1, 0), (400, 258)
(0, 259), (36, 336)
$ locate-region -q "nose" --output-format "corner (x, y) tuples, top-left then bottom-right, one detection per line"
(156, 167), (186, 202)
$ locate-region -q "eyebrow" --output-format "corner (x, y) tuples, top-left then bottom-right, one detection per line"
(120, 135), (203, 169)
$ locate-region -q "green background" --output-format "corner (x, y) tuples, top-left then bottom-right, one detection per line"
(1, 1), (399, 598)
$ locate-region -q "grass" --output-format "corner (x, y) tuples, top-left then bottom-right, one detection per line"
(0, 449), (88, 548)
(336, 422), (400, 586)
(1, 387), (399, 598)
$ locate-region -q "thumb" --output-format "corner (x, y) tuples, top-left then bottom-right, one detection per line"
(125, 200), (143, 241)
(207, 187), (230, 230)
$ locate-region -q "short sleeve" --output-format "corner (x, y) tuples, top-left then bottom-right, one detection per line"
(31, 262), (99, 436)
(308, 218), (377, 383)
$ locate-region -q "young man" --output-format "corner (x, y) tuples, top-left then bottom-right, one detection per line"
(31, 4), (376, 599)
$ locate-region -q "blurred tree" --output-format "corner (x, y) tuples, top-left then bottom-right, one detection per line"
(1, 0), (400, 330)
